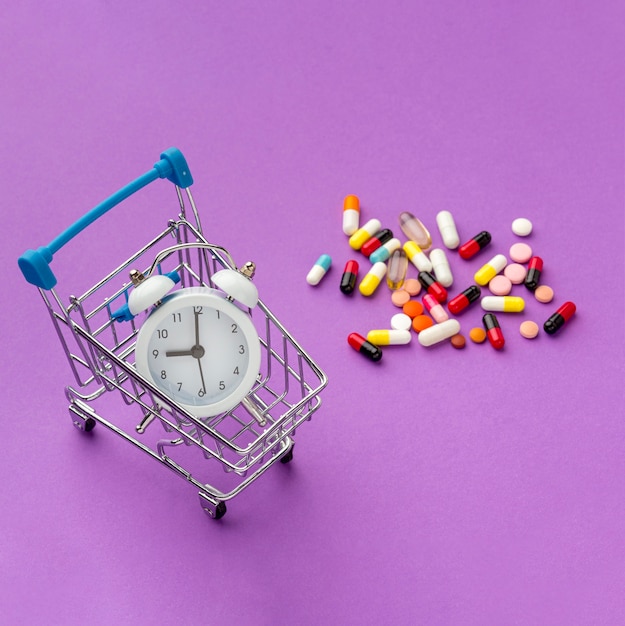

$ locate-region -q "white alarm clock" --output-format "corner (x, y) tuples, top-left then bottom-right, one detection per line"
(131, 264), (261, 418)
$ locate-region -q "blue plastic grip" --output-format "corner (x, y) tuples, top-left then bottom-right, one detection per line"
(18, 148), (193, 290)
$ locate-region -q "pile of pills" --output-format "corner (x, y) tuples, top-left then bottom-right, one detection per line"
(306, 195), (577, 361)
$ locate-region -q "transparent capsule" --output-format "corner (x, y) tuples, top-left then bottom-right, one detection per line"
(399, 212), (432, 250)
(386, 249), (408, 290)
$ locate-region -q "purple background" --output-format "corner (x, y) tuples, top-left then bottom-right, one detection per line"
(3, 1), (624, 624)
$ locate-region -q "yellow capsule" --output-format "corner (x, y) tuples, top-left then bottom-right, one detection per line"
(403, 241), (433, 272)
(474, 254), (507, 286)
(349, 218), (382, 250)
(359, 262), (387, 296)
(481, 296), (525, 313)
(366, 329), (412, 345)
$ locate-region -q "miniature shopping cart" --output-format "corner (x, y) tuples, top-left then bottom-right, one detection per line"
(18, 148), (327, 520)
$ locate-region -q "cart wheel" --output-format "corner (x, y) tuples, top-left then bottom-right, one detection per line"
(280, 443), (295, 464)
(83, 417), (96, 432)
(199, 493), (227, 520)
(69, 406), (96, 432)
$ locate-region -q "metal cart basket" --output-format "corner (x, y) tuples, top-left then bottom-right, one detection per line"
(18, 148), (327, 519)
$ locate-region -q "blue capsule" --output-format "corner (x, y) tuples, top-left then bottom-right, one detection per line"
(306, 254), (332, 285)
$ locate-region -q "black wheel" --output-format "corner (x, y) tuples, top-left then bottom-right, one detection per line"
(213, 501), (227, 519)
(280, 444), (294, 464)
(84, 417), (96, 432)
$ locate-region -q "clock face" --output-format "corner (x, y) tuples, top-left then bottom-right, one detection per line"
(134, 288), (261, 417)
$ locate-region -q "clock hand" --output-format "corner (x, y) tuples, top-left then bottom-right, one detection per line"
(165, 311), (204, 358)
(194, 308), (201, 347)
(166, 344), (206, 359)
(193, 309), (208, 396)
(165, 349), (194, 357)
(197, 354), (207, 395)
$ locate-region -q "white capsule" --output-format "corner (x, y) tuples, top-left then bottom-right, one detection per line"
(306, 254), (332, 286)
(429, 248), (453, 287)
(367, 329), (412, 345)
(343, 211), (359, 236)
(436, 211), (460, 249)
(418, 319), (461, 347)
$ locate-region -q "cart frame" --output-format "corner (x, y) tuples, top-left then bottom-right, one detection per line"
(18, 148), (327, 519)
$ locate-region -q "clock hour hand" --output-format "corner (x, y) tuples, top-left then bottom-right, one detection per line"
(166, 345), (206, 358)
(165, 349), (194, 357)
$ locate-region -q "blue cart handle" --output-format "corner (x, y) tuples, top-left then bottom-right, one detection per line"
(18, 147), (193, 290)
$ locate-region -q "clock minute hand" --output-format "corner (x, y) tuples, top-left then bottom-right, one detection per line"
(197, 356), (207, 395)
